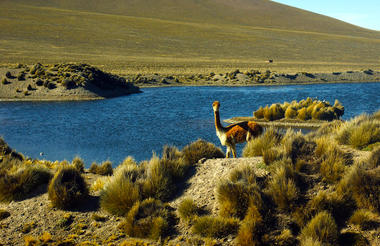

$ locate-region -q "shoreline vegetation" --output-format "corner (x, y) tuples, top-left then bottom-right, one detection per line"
(0, 110), (379, 245)
(0, 63), (141, 101)
(1, 63), (380, 101)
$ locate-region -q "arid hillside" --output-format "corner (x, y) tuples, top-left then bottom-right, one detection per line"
(0, 0), (379, 74)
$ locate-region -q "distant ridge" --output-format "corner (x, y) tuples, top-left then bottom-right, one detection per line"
(0, 0), (379, 73)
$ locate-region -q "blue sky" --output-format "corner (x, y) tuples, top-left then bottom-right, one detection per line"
(272, 0), (380, 31)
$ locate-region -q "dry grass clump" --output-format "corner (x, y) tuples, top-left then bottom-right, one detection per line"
(191, 216), (239, 238)
(266, 163), (298, 211)
(89, 160), (113, 176)
(349, 209), (380, 230)
(181, 139), (224, 165)
(72, 156), (85, 173)
(235, 204), (263, 246)
(0, 166), (52, 202)
(342, 166), (380, 212)
(300, 211), (338, 246)
(120, 198), (174, 240)
(335, 114), (380, 149)
(100, 172), (140, 216)
(253, 98), (344, 121)
(367, 146), (380, 169)
(48, 167), (88, 209)
(319, 144), (351, 183)
(177, 197), (200, 223)
(243, 127), (282, 157)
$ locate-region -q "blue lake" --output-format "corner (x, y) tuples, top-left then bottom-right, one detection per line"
(0, 83), (379, 167)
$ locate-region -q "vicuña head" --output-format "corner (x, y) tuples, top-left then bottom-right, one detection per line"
(212, 100), (263, 158)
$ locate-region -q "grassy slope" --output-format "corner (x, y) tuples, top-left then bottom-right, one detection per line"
(1, 0), (380, 74)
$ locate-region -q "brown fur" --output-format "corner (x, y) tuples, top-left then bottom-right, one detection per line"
(213, 101), (263, 158)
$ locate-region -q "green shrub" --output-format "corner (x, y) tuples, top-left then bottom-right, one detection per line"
(349, 209), (380, 230)
(235, 204), (263, 246)
(100, 173), (140, 216)
(266, 164), (298, 211)
(264, 104), (284, 121)
(72, 156), (85, 173)
(263, 146), (283, 165)
(120, 198), (174, 240)
(285, 135), (316, 164)
(228, 164), (258, 185)
(181, 139), (224, 165)
(300, 211), (338, 246)
(177, 197), (200, 223)
(0, 167), (52, 202)
(243, 127), (281, 157)
(48, 167), (88, 209)
(333, 99), (344, 119)
(191, 216), (239, 238)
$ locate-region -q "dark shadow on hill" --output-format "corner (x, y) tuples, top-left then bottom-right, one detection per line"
(66, 195), (100, 212)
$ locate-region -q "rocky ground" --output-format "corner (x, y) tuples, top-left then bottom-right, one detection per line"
(129, 69), (380, 87)
(0, 64), (140, 101)
(0, 157), (264, 246)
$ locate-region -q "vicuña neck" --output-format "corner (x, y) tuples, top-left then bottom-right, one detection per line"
(214, 110), (225, 132)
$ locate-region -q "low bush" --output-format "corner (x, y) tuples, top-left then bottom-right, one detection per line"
(0, 166), (52, 202)
(1, 78), (9, 84)
(285, 107), (297, 119)
(300, 211), (338, 246)
(191, 216), (239, 238)
(177, 197), (200, 223)
(48, 167), (88, 209)
(120, 198), (174, 240)
(100, 174), (140, 216)
(181, 139), (224, 165)
(320, 145), (350, 183)
(254, 106), (265, 119)
(349, 209), (380, 230)
(243, 127), (281, 157)
(17, 72), (26, 81)
(235, 204), (263, 246)
(5, 71), (12, 78)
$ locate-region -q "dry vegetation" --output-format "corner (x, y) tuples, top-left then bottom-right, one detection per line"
(1, 0), (380, 74)
(0, 110), (379, 245)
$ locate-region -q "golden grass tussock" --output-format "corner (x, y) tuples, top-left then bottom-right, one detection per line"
(142, 155), (176, 201)
(335, 114), (380, 149)
(100, 173), (140, 216)
(235, 204), (263, 246)
(319, 144), (351, 183)
(0, 166), (52, 202)
(181, 139), (224, 165)
(349, 209), (380, 230)
(343, 165), (380, 212)
(300, 211), (338, 246)
(367, 146), (380, 169)
(177, 197), (200, 223)
(191, 216), (239, 238)
(72, 156), (85, 173)
(48, 167), (88, 209)
(89, 160), (113, 176)
(120, 198), (174, 240)
(243, 127), (282, 157)
(266, 164), (298, 211)
(253, 98), (344, 122)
